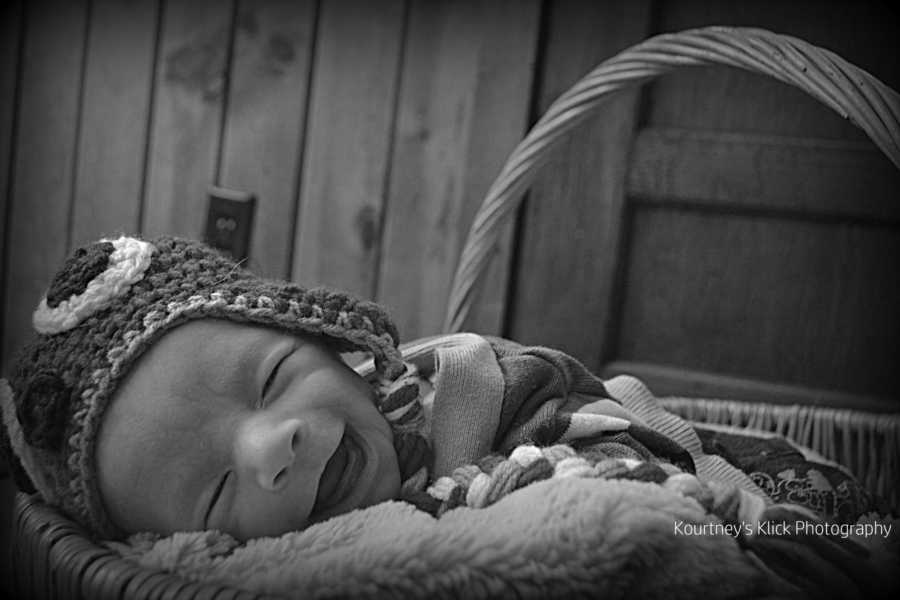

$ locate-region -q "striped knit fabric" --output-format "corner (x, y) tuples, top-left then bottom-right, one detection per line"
(370, 373), (819, 541)
(368, 335), (787, 530)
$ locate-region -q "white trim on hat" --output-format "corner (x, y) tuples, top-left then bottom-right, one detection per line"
(33, 236), (155, 335)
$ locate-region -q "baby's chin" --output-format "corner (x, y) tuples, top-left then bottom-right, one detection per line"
(355, 417), (402, 496)
(354, 437), (402, 510)
(370, 451), (402, 504)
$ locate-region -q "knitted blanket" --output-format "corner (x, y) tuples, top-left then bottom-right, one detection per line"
(370, 334), (773, 516)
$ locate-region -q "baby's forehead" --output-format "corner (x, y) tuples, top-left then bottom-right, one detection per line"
(118, 320), (274, 393)
(144, 319), (288, 358)
(166, 317), (282, 339)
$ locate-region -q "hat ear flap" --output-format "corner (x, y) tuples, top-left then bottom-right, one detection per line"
(15, 371), (71, 453)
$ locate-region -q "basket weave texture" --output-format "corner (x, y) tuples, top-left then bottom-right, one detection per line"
(12, 26), (900, 600)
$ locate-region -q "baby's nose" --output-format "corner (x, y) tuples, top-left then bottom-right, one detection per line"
(236, 417), (302, 492)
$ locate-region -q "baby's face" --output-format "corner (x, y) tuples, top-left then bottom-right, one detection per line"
(96, 319), (400, 540)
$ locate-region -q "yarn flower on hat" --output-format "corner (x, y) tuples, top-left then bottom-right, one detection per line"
(32, 236), (155, 335)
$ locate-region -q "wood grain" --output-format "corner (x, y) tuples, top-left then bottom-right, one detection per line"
(3, 0), (88, 373)
(601, 1), (900, 403)
(377, 0), (540, 340)
(627, 127), (900, 223)
(650, 0), (899, 140)
(71, 0), (159, 247)
(292, 0), (405, 297)
(506, 0), (652, 365)
(0, 0), (23, 370)
(142, 0), (233, 238)
(617, 207), (900, 398)
(218, 0), (315, 278)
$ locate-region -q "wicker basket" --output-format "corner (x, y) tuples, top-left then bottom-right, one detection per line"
(11, 26), (900, 600)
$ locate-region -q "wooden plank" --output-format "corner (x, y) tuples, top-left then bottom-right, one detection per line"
(291, 0), (406, 298)
(3, 0), (88, 373)
(141, 0), (233, 238)
(71, 0), (159, 247)
(0, 0), (23, 371)
(603, 361), (899, 414)
(377, 0), (540, 340)
(650, 0), (899, 141)
(616, 207), (900, 398)
(627, 127), (900, 223)
(218, 0), (315, 278)
(507, 0), (652, 365)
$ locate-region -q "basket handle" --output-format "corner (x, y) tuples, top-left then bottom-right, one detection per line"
(443, 26), (900, 333)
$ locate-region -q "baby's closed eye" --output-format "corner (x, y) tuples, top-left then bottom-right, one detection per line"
(258, 346), (295, 408)
(205, 471), (231, 529)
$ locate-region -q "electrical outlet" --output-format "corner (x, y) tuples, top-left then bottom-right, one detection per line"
(204, 186), (256, 261)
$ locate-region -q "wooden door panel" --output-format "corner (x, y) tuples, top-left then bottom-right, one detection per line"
(615, 207), (900, 398)
(291, 0), (405, 298)
(506, 0), (653, 365)
(3, 0), (88, 371)
(647, 68), (870, 142)
(377, 0), (540, 340)
(142, 0), (233, 238)
(627, 128), (900, 223)
(593, 0), (900, 409)
(0, 0), (23, 369)
(219, 0), (316, 279)
(648, 1), (899, 139)
(71, 0), (159, 247)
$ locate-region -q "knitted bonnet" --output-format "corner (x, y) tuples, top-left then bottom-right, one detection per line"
(0, 235), (405, 538)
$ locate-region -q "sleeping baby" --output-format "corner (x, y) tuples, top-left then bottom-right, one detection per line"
(0, 235), (871, 543)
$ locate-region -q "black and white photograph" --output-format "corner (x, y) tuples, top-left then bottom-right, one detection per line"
(0, 0), (898, 598)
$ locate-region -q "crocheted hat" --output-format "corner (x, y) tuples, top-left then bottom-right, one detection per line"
(0, 235), (404, 538)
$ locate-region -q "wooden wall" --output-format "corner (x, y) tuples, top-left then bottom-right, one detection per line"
(1, 0), (897, 408)
(0, 0), (540, 372)
(508, 0), (900, 410)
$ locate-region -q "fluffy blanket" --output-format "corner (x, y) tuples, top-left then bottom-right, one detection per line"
(112, 475), (897, 599)
(110, 336), (898, 598)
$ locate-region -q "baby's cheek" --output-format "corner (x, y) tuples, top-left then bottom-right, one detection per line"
(233, 492), (310, 539)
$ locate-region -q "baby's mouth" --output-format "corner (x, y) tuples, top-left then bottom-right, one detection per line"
(312, 429), (364, 516)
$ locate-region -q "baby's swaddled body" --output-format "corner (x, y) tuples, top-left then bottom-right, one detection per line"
(370, 333), (770, 522)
